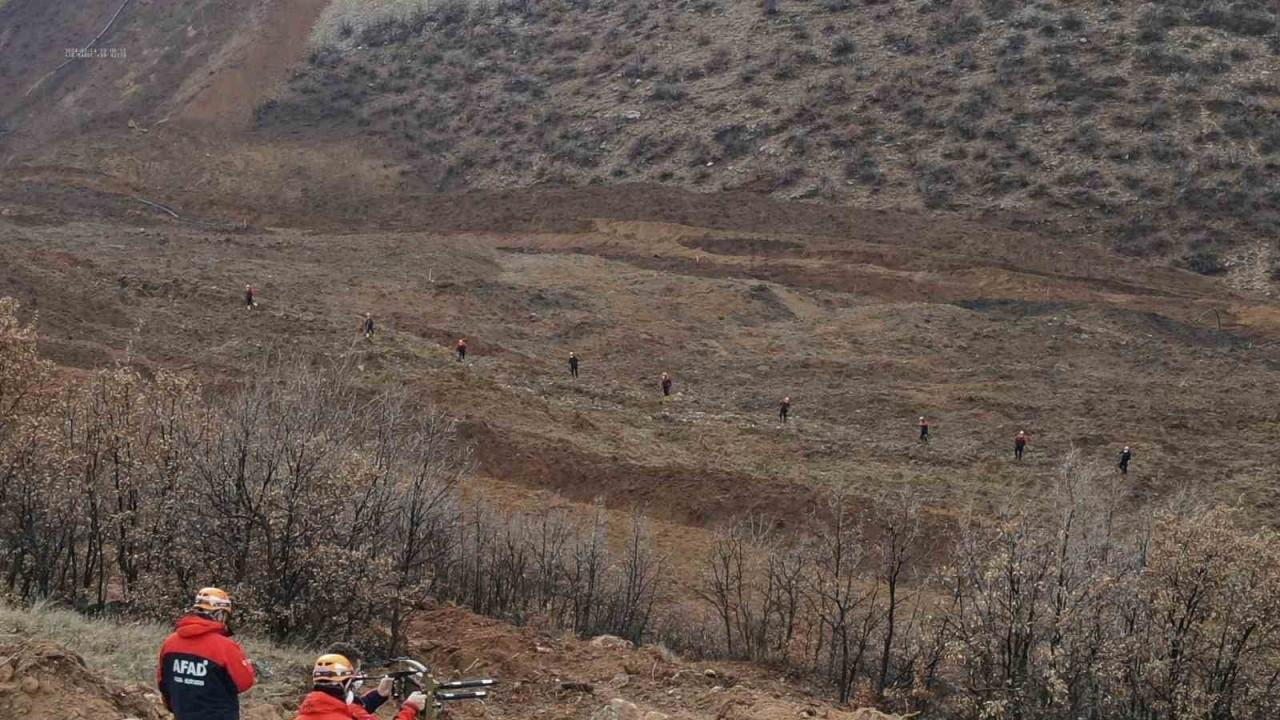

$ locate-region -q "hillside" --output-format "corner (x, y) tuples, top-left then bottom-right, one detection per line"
(4, 184), (1280, 716)
(4, 0), (1280, 716)
(4, 185), (1280, 531)
(2, 1), (1278, 279)
(0, 602), (879, 720)
(260, 0), (1280, 273)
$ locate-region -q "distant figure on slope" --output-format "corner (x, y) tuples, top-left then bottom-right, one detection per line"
(779, 396), (791, 423)
(1014, 430), (1029, 461)
(456, 338), (467, 362)
(569, 352), (579, 378)
(362, 313), (375, 339)
(1118, 446), (1132, 476)
(919, 416), (930, 443)
(244, 284), (255, 309)
(661, 372), (673, 397)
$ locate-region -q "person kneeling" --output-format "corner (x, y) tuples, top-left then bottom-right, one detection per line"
(294, 653), (426, 720)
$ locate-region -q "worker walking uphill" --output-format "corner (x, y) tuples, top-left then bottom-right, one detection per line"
(661, 372), (673, 397)
(456, 338), (467, 362)
(362, 313), (375, 339)
(293, 653), (425, 720)
(1014, 430), (1029, 461)
(244, 284), (255, 309)
(779, 396), (791, 423)
(569, 352), (580, 378)
(919, 417), (930, 443)
(1119, 446), (1132, 475)
(157, 587), (256, 720)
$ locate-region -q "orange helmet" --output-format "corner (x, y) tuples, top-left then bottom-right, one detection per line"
(193, 587), (233, 614)
(312, 654), (356, 686)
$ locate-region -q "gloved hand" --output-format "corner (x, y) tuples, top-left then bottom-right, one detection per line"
(377, 675), (394, 696)
(403, 691), (428, 711)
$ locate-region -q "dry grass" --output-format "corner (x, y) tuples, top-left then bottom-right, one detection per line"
(312, 0), (431, 45)
(0, 602), (315, 704)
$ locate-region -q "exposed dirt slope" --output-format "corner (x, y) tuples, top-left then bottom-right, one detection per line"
(2, 184), (1278, 553)
(0, 640), (164, 720)
(400, 604), (888, 720)
(0, 0), (328, 149)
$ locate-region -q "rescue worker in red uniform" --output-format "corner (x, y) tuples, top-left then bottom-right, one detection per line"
(157, 587), (256, 720)
(323, 642), (394, 714)
(919, 416), (930, 443)
(660, 372), (672, 397)
(1015, 430), (1029, 461)
(293, 653), (427, 720)
(456, 338), (467, 362)
(779, 396), (791, 423)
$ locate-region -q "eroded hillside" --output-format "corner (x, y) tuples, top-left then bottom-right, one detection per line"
(260, 0), (1280, 272)
(3, 186), (1279, 529)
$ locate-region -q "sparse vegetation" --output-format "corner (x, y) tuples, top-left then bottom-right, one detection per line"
(0, 602), (313, 702)
(649, 82), (685, 102)
(689, 454), (1280, 718)
(274, 0), (1280, 278)
(830, 34), (856, 59)
(0, 300), (662, 652)
(1180, 250), (1227, 275)
(10, 288), (1280, 717)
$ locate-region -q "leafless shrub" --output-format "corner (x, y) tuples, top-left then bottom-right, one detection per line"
(0, 303), (663, 652)
(8, 300), (1280, 714)
(692, 450), (1280, 716)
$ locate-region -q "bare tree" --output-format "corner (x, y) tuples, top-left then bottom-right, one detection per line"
(872, 492), (924, 701)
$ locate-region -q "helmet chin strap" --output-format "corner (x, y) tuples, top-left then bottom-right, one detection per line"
(343, 676), (365, 703)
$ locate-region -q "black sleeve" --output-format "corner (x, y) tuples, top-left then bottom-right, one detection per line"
(360, 690), (389, 712)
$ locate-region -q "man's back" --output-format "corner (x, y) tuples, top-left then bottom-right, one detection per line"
(158, 615), (255, 720)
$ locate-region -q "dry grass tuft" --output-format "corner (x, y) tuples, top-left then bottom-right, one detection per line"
(312, 0), (430, 46)
(0, 602), (315, 703)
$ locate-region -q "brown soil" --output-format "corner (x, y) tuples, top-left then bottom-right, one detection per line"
(0, 640), (164, 720)
(3, 184), (1279, 551)
(175, 0), (332, 130)
(398, 604), (887, 720)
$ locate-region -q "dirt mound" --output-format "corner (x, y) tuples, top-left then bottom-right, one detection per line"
(0, 640), (164, 720)
(407, 605), (888, 720)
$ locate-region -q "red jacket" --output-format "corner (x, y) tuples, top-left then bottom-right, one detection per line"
(157, 615), (256, 720)
(293, 689), (419, 720)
